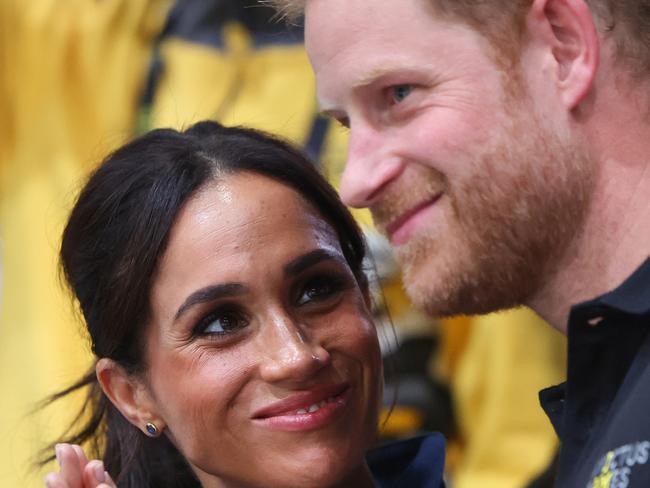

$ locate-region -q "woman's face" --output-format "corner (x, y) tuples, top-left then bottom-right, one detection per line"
(143, 172), (382, 487)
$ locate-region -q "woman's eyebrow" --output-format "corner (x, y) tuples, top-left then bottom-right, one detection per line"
(283, 249), (345, 277)
(174, 283), (246, 321)
(173, 250), (343, 321)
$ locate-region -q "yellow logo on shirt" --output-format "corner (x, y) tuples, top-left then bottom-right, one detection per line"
(589, 441), (650, 488)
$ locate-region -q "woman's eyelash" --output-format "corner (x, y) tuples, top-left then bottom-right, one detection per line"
(297, 273), (349, 305)
(192, 306), (249, 337)
(189, 273), (351, 337)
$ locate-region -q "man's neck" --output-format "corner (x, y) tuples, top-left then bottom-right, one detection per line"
(528, 82), (650, 332)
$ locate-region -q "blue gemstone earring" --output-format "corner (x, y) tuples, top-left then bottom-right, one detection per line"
(145, 422), (159, 437)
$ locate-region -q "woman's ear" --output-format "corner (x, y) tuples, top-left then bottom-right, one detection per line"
(527, 0), (600, 109)
(96, 358), (165, 436)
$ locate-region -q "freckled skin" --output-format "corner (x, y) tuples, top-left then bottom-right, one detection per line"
(143, 173), (383, 488)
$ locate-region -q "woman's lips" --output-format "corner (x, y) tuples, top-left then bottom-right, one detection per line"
(385, 193), (442, 245)
(251, 383), (350, 432)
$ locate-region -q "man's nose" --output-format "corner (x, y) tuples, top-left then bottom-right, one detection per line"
(258, 313), (331, 384)
(339, 125), (403, 208)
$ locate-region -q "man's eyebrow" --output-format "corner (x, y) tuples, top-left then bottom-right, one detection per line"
(174, 283), (246, 321)
(284, 249), (345, 277)
(352, 63), (428, 89)
(352, 66), (397, 89)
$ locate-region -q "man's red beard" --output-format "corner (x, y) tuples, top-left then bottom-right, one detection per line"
(371, 104), (594, 318)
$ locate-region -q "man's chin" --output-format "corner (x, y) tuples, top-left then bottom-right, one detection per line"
(404, 277), (511, 318)
(399, 251), (523, 318)
(398, 251), (462, 318)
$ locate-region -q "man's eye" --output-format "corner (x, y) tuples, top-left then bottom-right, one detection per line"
(297, 275), (345, 306)
(390, 84), (412, 104)
(196, 309), (248, 336)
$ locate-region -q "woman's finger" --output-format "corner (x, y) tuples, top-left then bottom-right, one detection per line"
(55, 444), (85, 487)
(43, 472), (69, 488)
(71, 444), (89, 469)
(82, 460), (116, 488)
(99, 469), (117, 488)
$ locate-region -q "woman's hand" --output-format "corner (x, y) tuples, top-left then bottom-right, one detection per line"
(43, 444), (116, 488)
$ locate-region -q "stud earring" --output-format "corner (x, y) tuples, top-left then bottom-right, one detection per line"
(145, 422), (159, 437)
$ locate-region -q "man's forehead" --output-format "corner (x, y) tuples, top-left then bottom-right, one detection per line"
(304, 0), (404, 54)
(304, 0), (463, 70)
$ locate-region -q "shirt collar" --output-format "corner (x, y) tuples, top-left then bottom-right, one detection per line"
(367, 433), (446, 488)
(576, 256), (650, 318)
(539, 256), (650, 443)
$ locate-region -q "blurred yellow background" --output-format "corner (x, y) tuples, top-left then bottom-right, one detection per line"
(0, 1), (565, 486)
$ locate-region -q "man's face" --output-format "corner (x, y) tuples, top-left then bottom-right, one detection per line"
(305, 0), (594, 316)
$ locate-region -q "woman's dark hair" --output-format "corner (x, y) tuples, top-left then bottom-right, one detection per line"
(40, 121), (367, 487)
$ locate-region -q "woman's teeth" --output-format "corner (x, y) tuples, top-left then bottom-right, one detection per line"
(294, 398), (334, 415)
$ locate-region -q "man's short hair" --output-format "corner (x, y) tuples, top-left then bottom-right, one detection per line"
(268, 0), (650, 80)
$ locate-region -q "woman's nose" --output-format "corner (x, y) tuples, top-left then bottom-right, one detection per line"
(258, 315), (331, 384)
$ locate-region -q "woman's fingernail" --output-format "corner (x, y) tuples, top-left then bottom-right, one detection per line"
(71, 444), (84, 459)
(93, 461), (106, 482)
(54, 444), (62, 466)
(105, 470), (115, 485)
(43, 473), (55, 488)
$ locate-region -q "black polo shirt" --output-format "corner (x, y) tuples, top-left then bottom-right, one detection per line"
(540, 257), (650, 487)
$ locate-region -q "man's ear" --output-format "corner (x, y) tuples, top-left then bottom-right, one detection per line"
(96, 358), (165, 436)
(527, 0), (599, 109)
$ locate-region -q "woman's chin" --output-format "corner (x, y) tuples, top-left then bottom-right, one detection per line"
(265, 444), (366, 487)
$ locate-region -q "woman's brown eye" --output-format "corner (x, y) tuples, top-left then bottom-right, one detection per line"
(297, 275), (345, 306)
(196, 309), (248, 336)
